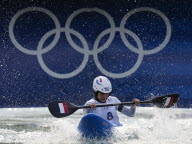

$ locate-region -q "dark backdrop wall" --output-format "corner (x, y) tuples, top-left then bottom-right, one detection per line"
(0, 0), (191, 108)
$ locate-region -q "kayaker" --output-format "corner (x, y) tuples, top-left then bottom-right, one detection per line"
(84, 76), (140, 126)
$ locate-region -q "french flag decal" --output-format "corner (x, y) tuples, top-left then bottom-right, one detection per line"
(58, 103), (69, 113)
(164, 97), (175, 107)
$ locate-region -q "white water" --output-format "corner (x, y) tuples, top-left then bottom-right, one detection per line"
(0, 107), (192, 144)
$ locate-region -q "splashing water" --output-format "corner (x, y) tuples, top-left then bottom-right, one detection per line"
(0, 107), (192, 144)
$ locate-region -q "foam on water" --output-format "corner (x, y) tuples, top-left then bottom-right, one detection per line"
(0, 107), (192, 144)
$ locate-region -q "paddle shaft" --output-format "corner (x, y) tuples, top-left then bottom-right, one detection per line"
(48, 94), (179, 118)
(77, 100), (152, 109)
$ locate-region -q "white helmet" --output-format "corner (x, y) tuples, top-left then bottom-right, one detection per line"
(93, 76), (112, 93)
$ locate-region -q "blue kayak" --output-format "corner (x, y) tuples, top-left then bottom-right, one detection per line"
(78, 113), (121, 138)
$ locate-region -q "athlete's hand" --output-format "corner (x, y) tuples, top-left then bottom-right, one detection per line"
(88, 102), (96, 109)
(132, 98), (140, 106)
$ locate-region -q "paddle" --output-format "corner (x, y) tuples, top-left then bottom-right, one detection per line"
(48, 93), (179, 118)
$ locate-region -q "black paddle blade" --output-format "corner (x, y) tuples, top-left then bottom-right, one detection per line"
(48, 101), (78, 118)
(151, 94), (179, 108)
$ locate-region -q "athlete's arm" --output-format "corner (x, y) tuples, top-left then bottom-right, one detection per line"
(83, 100), (96, 114)
(117, 98), (140, 117)
(118, 105), (136, 117)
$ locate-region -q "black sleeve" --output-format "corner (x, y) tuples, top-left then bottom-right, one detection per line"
(118, 105), (124, 112)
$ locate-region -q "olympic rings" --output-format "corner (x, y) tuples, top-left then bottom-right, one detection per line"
(9, 7), (61, 55)
(65, 8), (116, 55)
(9, 7), (172, 78)
(120, 7), (171, 55)
(93, 27), (144, 78)
(37, 28), (89, 78)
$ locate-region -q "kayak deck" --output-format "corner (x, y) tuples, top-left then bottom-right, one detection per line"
(78, 113), (120, 138)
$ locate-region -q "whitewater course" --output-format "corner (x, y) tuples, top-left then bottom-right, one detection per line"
(0, 107), (191, 144)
